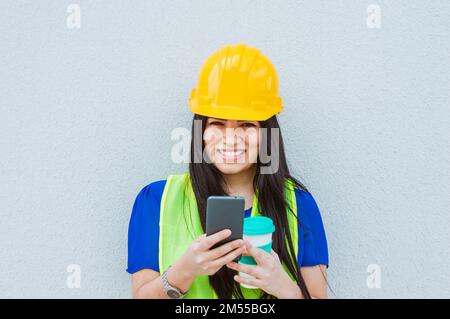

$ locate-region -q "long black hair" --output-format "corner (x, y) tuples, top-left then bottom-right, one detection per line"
(188, 113), (312, 299)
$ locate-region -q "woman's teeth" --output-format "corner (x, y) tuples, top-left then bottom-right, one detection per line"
(218, 150), (245, 160)
(220, 150), (244, 156)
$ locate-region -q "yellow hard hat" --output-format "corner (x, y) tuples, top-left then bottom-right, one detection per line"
(188, 43), (283, 121)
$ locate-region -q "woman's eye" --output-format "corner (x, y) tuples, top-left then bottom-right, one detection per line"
(209, 121), (224, 126)
(241, 122), (256, 128)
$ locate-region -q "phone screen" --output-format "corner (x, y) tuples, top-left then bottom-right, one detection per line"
(206, 196), (245, 254)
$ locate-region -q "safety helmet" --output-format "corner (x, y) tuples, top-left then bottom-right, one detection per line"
(188, 43), (283, 121)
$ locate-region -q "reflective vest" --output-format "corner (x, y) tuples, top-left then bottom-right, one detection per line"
(158, 173), (299, 299)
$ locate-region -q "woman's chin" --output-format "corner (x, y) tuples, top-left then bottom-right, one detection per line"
(214, 163), (252, 175)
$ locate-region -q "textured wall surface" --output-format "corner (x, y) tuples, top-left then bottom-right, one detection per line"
(0, 1), (449, 298)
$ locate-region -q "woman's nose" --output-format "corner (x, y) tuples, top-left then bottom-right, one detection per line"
(223, 127), (243, 145)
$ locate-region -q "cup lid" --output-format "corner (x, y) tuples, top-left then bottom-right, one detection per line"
(243, 216), (275, 235)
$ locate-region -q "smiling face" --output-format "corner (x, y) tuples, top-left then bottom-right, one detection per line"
(203, 117), (261, 175)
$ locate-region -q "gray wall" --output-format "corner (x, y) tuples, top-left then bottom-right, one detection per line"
(0, 1), (449, 298)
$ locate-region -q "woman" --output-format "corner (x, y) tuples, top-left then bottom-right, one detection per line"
(127, 43), (329, 299)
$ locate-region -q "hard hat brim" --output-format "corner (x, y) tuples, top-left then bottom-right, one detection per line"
(189, 102), (281, 122)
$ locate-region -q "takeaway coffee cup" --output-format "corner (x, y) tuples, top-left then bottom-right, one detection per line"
(238, 216), (275, 289)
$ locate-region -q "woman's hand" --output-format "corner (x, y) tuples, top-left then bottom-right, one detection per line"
(177, 229), (247, 278)
(226, 240), (302, 299)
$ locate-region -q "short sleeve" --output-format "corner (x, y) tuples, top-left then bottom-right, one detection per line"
(126, 180), (166, 274)
(296, 190), (329, 268)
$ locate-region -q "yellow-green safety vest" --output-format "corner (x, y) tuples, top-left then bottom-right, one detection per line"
(158, 173), (299, 299)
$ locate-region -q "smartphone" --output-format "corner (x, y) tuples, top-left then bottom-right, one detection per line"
(206, 196), (245, 262)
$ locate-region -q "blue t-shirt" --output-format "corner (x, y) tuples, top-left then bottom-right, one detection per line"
(127, 180), (329, 274)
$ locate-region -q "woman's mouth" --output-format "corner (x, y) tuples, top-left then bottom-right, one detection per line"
(217, 149), (245, 161)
